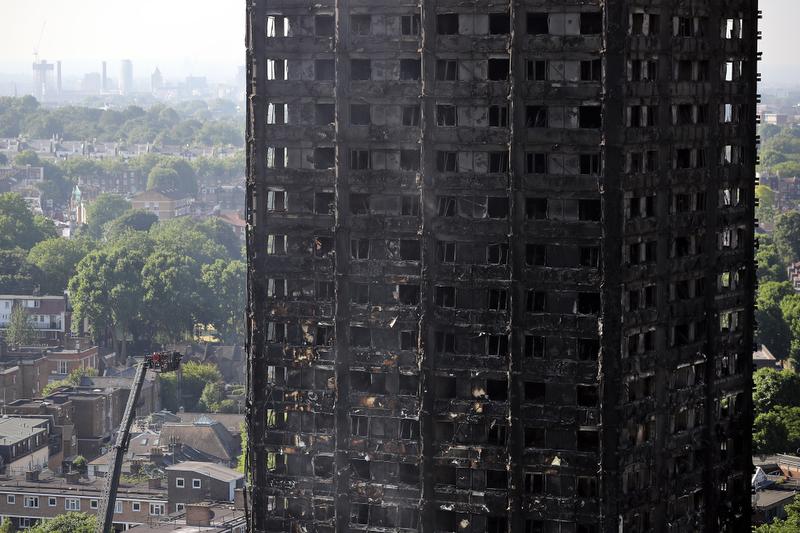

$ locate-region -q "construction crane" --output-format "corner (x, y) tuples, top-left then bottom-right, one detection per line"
(96, 352), (182, 533)
(32, 21), (46, 64)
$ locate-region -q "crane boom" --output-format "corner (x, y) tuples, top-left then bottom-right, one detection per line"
(96, 352), (181, 533)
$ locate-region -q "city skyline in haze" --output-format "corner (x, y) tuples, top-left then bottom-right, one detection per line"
(0, 0), (797, 85)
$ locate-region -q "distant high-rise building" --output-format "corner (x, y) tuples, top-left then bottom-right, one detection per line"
(31, 60), (53, 100)
(119, 59), (133, 95)
(56, 61), (62, 96)
(81, 72), (102, 94)
(102, 61), (108, 93)
(246, 2), (757, 533)
(151, 67), (163, 93)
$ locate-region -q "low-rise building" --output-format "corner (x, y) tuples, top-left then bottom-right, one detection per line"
(0, 417), (50, 475)
(0, 471), (167, 531)
(159, 417), (239, 467)
(46, 345), (100, 378)
(754, 345), (783, 371)
(0, 295), (69, 344)
(165, 462), (244, 513)
(131, 190), (194, 220)
(3, 397), (76, 469)
(0, 343), (49, 403)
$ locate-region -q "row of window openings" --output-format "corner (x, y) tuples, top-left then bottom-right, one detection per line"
(265, 145), (745, 172)
(432, 287), (602, 315)
(274, 12), (603, 38)
(266, 57), (745, 83)
(628, 13), (745, 40)
(623, 315), (743, 356)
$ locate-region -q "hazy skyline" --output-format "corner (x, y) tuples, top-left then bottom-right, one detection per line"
(0, 0), (797, 84)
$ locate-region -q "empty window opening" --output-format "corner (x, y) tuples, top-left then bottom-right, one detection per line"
(437, 14), (459, 35)
(436, 59), (458, 81)
(581, 13), (603, 34)
(488, 58), (510, 81)
(579, 106), (602, 128)
(436, 105), (457, 126)
(350, 104), (371, 125)
(315, 59), (335, 80)
(351, 59), (371, 80)
(489, 12), (510, 34)
(351, 14), (371, 35)
(527, 13), (549, 34)
(315, 103), (335, 125)
(527, 60), (548, 81)
(400, 59), (421, 80)
(315, 15), (335, 36)
(402, 15), (421, 36)
(314, 147), (335, 169)
(526, 105), (548, 128)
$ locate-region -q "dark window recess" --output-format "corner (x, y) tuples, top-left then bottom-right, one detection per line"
(350, 327), (371, 347)
(489, 105), (508, 127)
(435, 286), (456, 307)
(399, 463), (418, 483)
(489, 12), (510, 34)
(579, 106), (602, 128)
(401, 196), (419, 216)
(577, 293), (601, 314)
(400, 331), (416, 350)
(581, 59), (602, 81)
(526, 198), (548, 219)
(487, 243), (508, 265)
(580, 154), (601, 175)
(314, 148), (335, 169)
(351, 59), (371, 80)
(579, 246), (599, 267)
(436, 60), (458, 81)
(525, 335), (545, 358)
(314, 455), (333, 477)
(437, 13), (459, 34)
(399, 59), (421, 80)
(351, 503), (369, 524)
(436, 151), (457, 172)
(487, 334), (508, 356)
(489, 151), (509, 173)
(527, 291), (546, 312)
(487, 197), (509, 218)
(436, 376), (457, 398)
(400, 149), (420, 171)
(399, 239), (421, 260)
(315, 103), (335, 125)
(525, 382), (545, 402)
(351, 14), (371, 35)
(398, 284), (420, 305)
(577, 476), (598, 497)
(352, 415), (369, 437)
(314, 236), (333, 257)
(315, 59), (335, 81)
(436, 511), (458, 532)
(436, 105), (457, 126)
(526, 153), (548, 174)
(438, 242), (456, 263)
(581, 12), (603, 34)
(351, 283), (369, 304)
(350, 149), (370, 170)
(488, 58), (510, 81)
(577, 385), (599, 406)
(525, 427), (545, 447)
(527, 12), (549, 34)
(579, 199), (602, 221)
(314, 192), (334, 214)
(577, 429), (599, 451)
(402, 105), (420, 126)
(526, 244), (546, 266)
(351, 238), (370, 259)
(350, 193), (370, 215)
(400, 419), (419, 439)
(401, 15), (420, 36)
(351, 459), (370, 480)
(350, 104), (371, 125)
(488, 289), (507, 311)
(438, 196), (457, 216)
(486, 379), (507, 401)
(527, 60), (548, 81)
(315, 15), (335, 36)
(486, 470), (508, 489)
(526, 105), (548, 127)
(487, 424), (506, 445)
(578, 339), (599, 360)
(317, 281), (334, 300)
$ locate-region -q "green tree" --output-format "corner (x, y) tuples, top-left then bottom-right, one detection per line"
(776, 211), (800, 262)
(160, 361), (222, 412)
(756, 281), (793, 359)
(103, 209), (158, 240)
(199, 381), (225, 412)
(27, 237), (94, 294)
(0, 518), (13, 533)
(757, 238), (789, 283)
(6, 303), (34, 347)
(85, 193), (131, 239)
(754, 410), (791, 454)
(202, 259), (245, 343)
(0, 249), (42, 294)
(753, 368), (800, 417)
(13, 150), (41, 166)
(237, 423), (247, 473)
(198, 218), (241, 259)
(141, 250), (202, 343)
(68, 233), (152, 359)
(146, 165), (181, 192)
(0, 192), (56, 249)
(25, 512), (97, 533)
(782, 295), (800, 365)
(150, 218), (226, 266)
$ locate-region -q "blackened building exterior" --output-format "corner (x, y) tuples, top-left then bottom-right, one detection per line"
(246, 1), (757, 531)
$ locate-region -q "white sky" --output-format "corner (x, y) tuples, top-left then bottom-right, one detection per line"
(0, 0), (797, 83)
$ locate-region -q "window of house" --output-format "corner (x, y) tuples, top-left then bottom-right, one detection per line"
(489, 151), (509, 173)
(527, 291), (547, 312)
(436, 59), (458, 81)
(351, 15), (371, 35)
(488, 58), (510, 81)
(402, 105), (420, 126)
(401, 196), (420, 216)
(267, 146), (286, 168)
(314, 192), (335, 214)
(581, 59), (602, 81)
(351, 239), (370, 259)
(266, 234), (286, 255)
(350, 104), (371, 125)
(489, 105), (508, 127)
(435, 286), (456, 308)
(192, 479), (202, 489)
(526, 244), (546, 266)
(7, 495), (15, 505)
(150, 503), (165, 516)
(489, 12), (510, 34)
(133, 502), (141, 512)
(526, 198), (548, 219)
(314, 103), (335, 125)
(315, 15), (335, 36)
(401, 14), (421, 36)
(525, 382), (546, 402)
(266, 58), (287, 80)
(525, 335), (546, 358)
(400, 149), (420, 171)
(48, 497), (56, 507)
(438, 241), (456, 263)
(436, 151), (458, 172)
(526, 105), (548, 127)
(176, 503), (186, 513)
(351, 59), (371, 80)
(437, 13), (459, 34)
(436, 105), (457, 126)
(267, 190), (286, 212)
(580, 154), (601, 175)
(25, 496), (39, 508)
(526, 153), (547, 174)
(488, 289), (508, 311)
(90, 499), (98, 509)
(267, 102), (288, 124)
(399, 59), (421, 80)
(115, 501), (123, 514)
(527, 12), (549, 34)
(487, 243), (508, 265)
(176, 478), (185, 488)
(350, 149), (371, 170)
(525, 60), (548, 81)
(315, 59), (335, 80)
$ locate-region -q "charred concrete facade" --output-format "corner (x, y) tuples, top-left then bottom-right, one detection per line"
(246, 1), (757, 532)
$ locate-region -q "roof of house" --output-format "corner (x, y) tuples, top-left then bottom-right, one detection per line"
(160, 421), (237, 462)
(215, 212), (245, 228)
(754, 345), (777, 362)
(173, 413), (244, 435)
(132, 189), (191, 202)
(0, 417), (49, 446)
(753, 489), (797, 509)
(165, 462), (243, 483)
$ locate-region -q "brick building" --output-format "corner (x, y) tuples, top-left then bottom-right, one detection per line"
(246, 1), (757, 532)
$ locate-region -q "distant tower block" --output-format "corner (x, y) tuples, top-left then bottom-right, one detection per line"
(102, 61), (108, 93)
(56, 61), (62, 96)
(119, 59), (133, 95)
(151, 67), (163, 93)
(31, 60), (54, 100)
